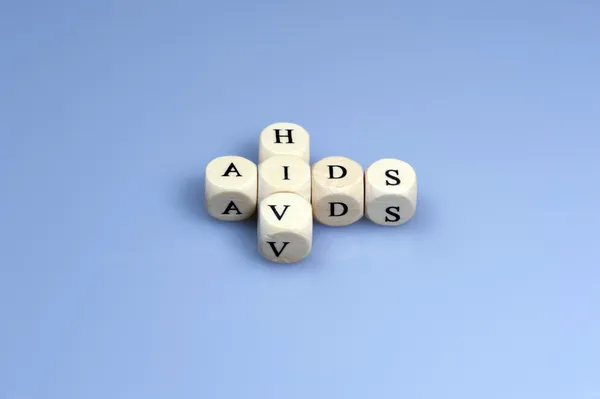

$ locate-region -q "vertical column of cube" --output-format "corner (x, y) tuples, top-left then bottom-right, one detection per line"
(257, 192), (313, 263)
(365, 158), (417, 226)
(257, 122), (313, 263)
(311, 156), (364, 226)
(205, 155), (258, 221)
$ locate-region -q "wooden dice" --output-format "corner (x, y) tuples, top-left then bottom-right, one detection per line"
(205, 122), (418, 263)
(205, 155), (258, 221)
(365, 158), (417, 226)
(258, 155), (311, 203)
(312, 156), (364, 226)
(259, 122), (310, 163)
(258, 192), (312, 263)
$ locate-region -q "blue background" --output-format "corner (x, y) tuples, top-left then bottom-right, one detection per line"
(1, 1), (599, 398)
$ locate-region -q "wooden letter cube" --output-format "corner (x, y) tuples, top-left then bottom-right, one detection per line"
(205, 156), (257, 221)
(258, 192), (312, 263)
(258, 155), (311, 203)
(365, 158), (417, 226)
(311, 156), (364, 226)
(258, 122), (310, 163)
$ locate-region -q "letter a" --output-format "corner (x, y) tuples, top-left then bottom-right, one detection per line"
(222, 201), (242, 215)
(222, 163), (242, 177)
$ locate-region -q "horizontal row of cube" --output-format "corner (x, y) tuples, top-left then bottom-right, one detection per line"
(205, 155), (417, 227)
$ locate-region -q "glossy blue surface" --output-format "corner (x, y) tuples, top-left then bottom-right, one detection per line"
(1, 1), (599, 398)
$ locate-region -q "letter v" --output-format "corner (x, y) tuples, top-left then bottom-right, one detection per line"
(267, 241), (290, 257)
(268, 205), (290, 221)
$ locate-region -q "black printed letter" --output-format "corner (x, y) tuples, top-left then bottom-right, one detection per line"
(327, 165), (347, 179)
(222, 163), (242, 177)
(222, 201), (242, 215)
(329, 202), (348, 217)
(267, 241), (290, 257)
(274, 129), (294, 144)
(385, 206), (401, 222)
(282, 165), (290, 180)
(268, 204), (290, 221)
(385, 169), (400, 186)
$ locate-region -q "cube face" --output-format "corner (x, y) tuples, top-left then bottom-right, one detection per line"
(258, 155), (311, 203)
(365, 158), (417, 226)
(205, 156), (258, 221)
(258, 122), (310, 164)
(364, 194), (415, 226)
(258, 231), (311, 264)
(312, 193), (364, 227)
(206, 191), (257, 221)
(258, 192), (312, 263)
(311, 156), (364, 226)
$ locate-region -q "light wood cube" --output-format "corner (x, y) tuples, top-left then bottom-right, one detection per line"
(258, 122), (310, 163)
(258, 192), (312, 263)
(311, 156), (364, 226)
(365, 158), (417, 226)
(258, 155), (311, 203)
(205, 155), (257, 221)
